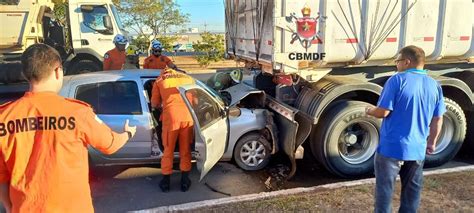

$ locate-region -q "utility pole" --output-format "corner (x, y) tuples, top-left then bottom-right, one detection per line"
(203, 22), (208, 32)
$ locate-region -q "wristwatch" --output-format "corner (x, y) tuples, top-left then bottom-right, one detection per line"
(125, 131), (132, 139)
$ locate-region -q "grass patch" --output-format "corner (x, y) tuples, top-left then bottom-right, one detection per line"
(424, 178), (441, 189)
(190, 171), (474, 212)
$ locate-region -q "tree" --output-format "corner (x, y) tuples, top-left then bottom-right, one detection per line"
(193, 32), (225, 67)
(130, 35), (149, 52)
(154, 35), (178, 52)
(118, 0), (189, 38)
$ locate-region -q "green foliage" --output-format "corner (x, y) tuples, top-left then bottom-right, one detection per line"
(193, 32), (225, 67)
(154, 35), (178, 52)
(52, 2), (72, 53)
(119, 0), (189, 38)
(130, 35), (150, 53)
(130, 35), (178, 54)
(111, 0), (120, 6)
(53, 1), (67, 24)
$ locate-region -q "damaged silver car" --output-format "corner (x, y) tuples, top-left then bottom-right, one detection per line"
(58, 70), (278, 178)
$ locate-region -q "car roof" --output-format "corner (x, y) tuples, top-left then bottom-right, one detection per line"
(63, 69), (162, 84)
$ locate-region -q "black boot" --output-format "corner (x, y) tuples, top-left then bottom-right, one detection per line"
(159, 175), (170, 192)
(181, 172), (191, 192)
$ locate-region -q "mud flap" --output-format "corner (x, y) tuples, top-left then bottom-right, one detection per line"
(266, 96), (312, 179)
(263, 110), (279, 154)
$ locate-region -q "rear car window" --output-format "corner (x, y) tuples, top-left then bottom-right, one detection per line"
(75, 81), (142, 115)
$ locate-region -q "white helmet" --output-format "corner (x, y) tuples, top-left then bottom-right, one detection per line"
(113, 34), (128, 45)
(151, 39), (163, 50)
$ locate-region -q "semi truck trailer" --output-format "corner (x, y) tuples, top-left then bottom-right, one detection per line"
(225, 0), (474, 178)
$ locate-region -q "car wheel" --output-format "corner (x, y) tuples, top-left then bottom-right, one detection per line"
(233, 133), (271, 171)
(311, 101), (381, 178)
(425, 98), (466, 167)
(68, 60), (101, 75)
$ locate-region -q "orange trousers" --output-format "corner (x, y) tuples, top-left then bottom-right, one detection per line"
(161, 121), (193, 175)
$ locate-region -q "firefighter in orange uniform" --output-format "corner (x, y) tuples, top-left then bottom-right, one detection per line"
(0, 44), (137, 213)
(151, 68), (195, 192)
(144, 39), (179, 70)
(103, 34), (128, 70)
(122, 45), (140, 69)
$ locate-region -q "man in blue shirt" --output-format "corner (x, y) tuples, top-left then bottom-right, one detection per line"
(366, 45), (445, 213)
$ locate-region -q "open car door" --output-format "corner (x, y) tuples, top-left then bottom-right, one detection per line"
(178, 84), (229, 180)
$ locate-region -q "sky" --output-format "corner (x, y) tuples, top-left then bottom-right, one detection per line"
(174, 0), (226, 33)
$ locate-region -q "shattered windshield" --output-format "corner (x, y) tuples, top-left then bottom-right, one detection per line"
(196, 80), (225, 107)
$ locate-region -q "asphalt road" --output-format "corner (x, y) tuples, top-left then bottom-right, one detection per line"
(0, 154), (472, 213)
(88, 152), (474, 213)
(90, 162), (266, 212)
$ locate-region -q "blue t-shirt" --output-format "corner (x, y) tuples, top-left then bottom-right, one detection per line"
(377, 68), (446, 160)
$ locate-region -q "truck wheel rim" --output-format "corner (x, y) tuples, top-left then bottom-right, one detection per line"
(338, 121), (378, 165)
(432, 115), (455, 155)
(240, 140), (266, 167)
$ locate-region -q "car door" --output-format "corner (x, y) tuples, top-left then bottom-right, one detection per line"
(73, 80), (153, 159)
(178, 84), (229, 180)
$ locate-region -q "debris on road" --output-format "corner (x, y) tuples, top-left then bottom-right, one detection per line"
(264, 164), (290, 190)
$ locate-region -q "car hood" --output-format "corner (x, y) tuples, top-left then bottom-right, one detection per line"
(223, 83), (266, 107)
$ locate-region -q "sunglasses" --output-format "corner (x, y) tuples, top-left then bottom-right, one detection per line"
(394, 58), (407, 63)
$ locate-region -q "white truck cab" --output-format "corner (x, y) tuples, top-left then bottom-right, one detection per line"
(0, 0), (127, 80)
(67, 0), (127, 73)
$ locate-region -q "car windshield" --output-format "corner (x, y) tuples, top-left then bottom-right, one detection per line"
(196, 80), (226, 107)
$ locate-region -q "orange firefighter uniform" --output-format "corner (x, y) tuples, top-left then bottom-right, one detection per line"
(143, 55), (173, 69)
(0, 92), (128, 213)
(103, 47), (126, 70)
(151, 69), (195, 175)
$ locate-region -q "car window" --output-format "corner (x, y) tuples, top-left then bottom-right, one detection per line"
(185, 88), (223, 130)
(75, 81), (142, 115)
(143, 79), (155, 103)
(82, 5), (110, 32)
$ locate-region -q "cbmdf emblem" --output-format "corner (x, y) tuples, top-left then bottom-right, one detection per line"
(287, 5), (326, 50)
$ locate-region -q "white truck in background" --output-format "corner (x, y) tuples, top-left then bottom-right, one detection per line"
(225, 0), (474, 178)
(0, 0), (127, 83)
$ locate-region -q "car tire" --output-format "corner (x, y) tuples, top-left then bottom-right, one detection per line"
(311, 101), (381, 178)
(233, 132), (271, 171)
(425, 98), (466, 167)
(68, 60), (101, 75)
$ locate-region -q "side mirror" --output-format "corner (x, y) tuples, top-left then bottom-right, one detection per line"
(103, 15), (113, 31)
(228, 106), (241, 117)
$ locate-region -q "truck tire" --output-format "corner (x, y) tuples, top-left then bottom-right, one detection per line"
(467, 112), (474, 153)
(425, 98), (466, 167)
(0, 62), (25, 83)
(68, 60), (101, 75)
(233, 132), (271, 171)
(311, 101), (381, 178)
